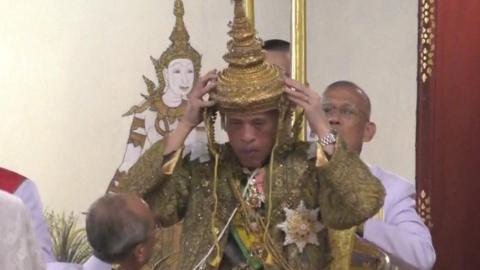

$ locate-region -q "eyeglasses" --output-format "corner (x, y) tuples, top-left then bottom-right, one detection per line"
(321, 103), (366, 120)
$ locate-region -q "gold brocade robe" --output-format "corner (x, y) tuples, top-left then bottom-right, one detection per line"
(112, 140), (385, 270)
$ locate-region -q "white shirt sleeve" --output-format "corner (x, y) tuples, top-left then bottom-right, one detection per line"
(83, 255), (112, 270)
(365, 166), (436, 269)
(15, 179), (56, 263)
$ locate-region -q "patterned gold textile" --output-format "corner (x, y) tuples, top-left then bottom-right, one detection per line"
(111, 139), (385, 269)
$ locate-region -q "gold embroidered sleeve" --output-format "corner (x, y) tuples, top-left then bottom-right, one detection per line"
(108, 139), (184, 196)
(143, 164), (190, 227)
(317, 139), (385, 230)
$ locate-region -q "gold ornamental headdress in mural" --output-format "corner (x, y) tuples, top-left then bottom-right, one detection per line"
(212, 0), (285, 113)
(125, 0), (202, 116)
(150, 0), (202, 96)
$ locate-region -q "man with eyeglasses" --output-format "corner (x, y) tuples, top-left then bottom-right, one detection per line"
(320, 81), (436, 269)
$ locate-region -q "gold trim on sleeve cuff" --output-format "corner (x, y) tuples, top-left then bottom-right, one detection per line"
(161, 147), (184, 175)
(315, 142), (329, 167)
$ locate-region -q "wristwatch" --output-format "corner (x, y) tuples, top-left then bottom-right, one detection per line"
(319, 131), (337, 147)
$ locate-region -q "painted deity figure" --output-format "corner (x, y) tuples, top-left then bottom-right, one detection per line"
(110, 0), (203, 268)
(114, 0), (204, 178)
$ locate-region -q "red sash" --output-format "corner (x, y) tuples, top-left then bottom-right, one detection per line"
(0, 167), (26, 193)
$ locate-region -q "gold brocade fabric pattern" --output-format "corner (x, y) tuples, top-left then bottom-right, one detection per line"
(111, 140), (385, 270)
(111, 140), (168, 196)
(317, 143), (386, 230)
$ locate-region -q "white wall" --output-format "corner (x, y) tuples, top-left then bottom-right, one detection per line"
(0, 0), (417, 214)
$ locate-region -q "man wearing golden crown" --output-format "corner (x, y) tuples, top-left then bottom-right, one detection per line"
(110, 1), (385, 269)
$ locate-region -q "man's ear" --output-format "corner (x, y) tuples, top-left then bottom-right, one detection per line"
(133, 243), (148, 265)
(363, 121), (376, 143)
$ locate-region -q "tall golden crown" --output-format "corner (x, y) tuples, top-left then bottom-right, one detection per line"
(213, 0), (285, 112)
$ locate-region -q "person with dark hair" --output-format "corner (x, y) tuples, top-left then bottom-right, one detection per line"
(320, 81), (436, 269)
(262, 39), (291, 77)
(262, 39), (290, 51)
(85, 193), (156, 270)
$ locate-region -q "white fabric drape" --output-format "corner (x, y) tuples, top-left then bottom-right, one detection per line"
(0, 190), (45, 270)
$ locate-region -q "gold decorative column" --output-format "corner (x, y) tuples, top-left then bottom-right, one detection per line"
(417, 190), (434, 228)
(291, 0), (307, 141)
(244, 0), (255, 29)
(416, 0), (436, 229)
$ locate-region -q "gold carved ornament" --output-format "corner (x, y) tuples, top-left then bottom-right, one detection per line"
(417, 0), (435, 230)
(417, 190), (433, 228)
(419, 0), (436, 83)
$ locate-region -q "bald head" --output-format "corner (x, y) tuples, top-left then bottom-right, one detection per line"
(86, 193), (154, 263)
(324, 81), (371, 120)
(321, 80), (376, 154)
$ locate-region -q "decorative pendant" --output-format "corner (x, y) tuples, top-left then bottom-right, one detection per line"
(249, 221), (260, 233)
(246, 178), (265, 209)
(276, 200), (324, 253)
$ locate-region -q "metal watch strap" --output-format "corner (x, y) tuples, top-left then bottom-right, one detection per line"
(319, 131), (337, 146)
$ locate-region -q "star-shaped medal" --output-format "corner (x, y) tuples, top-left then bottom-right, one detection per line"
(276, 200), (324, 253)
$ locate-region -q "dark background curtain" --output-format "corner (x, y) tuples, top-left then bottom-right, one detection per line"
(416, 0), (480, 269)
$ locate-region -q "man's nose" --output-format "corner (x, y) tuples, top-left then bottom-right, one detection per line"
(329, 119), (341, 129)
(326, 112), (341, 128)
(240, 125), (255, 144)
